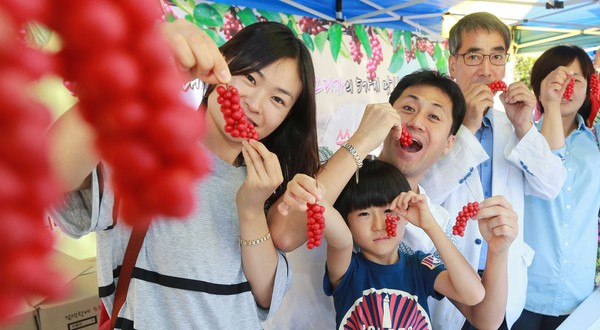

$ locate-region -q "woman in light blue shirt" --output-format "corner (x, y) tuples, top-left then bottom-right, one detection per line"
(513, 45), (600, 330)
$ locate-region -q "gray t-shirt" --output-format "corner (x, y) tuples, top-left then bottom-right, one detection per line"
(53, 150), (291, 329)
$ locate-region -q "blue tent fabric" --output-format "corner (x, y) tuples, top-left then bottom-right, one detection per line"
(203, 0), (600, 54)
(209, 0), (461, 36)
(512, 2), (600, 54)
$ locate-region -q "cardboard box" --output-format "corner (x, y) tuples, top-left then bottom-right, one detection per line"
(0, 304), (38, 330)
(2, 250), (101, 330)
(36, 272), (101, 330)
(28, 251), (93, 308)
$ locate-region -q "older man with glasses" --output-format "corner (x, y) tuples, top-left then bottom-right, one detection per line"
(420, 12), (566, 330)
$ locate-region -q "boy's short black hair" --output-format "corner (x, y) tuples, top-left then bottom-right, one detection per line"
(334, 158), (411, 222)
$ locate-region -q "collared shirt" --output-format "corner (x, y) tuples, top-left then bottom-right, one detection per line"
(524, 115), (600, 315)
(475, 111), (493, 270)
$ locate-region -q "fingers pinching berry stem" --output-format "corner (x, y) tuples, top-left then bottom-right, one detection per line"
(306, 203), (325, 249)
(216, 85), (259, 140)
(452, 202), (479, 237)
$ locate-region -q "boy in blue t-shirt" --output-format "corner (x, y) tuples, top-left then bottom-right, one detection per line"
(293, 159), (485, 329)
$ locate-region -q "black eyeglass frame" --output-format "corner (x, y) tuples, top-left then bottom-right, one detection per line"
(454, 52), (510, 66)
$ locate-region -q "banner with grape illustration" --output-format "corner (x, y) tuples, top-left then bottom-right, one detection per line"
(170, 1), (449, 153)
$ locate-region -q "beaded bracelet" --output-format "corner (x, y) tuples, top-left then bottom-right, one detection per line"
(239, 231), (271, 247)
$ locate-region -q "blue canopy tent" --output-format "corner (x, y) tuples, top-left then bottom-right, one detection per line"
(196, 0), (600, 55)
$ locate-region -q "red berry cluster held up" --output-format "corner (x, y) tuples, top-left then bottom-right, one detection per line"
(217, 85), (259, 140)
(400, 126), (413, 148)
(53, 0), (211, 226)
(452, 202), (479, 237)
(562, 78), (576, 101)
(306, 203), (326, 249)
(590, 73), (599, 96)
(0, 2), (64, 321)
(385, 214), (400, 237)
(487, 80), (507, 94)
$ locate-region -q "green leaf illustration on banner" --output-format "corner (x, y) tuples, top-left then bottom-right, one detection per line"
(339, 39), (351, 59)
(194, 3), (223, 28)
(436, 57), (448, 74)
(185, 14), (194, 23)
(433, 42), (444, 61)
(211, 3), (232, 16)
(258, 9), (282, 23)
(237, 8), (259, 26)
(287, 19), (298, 37)
(286, 14), (298, 36)
(403, 31), (413, 51)
(314, 30), (328, 53)
(329, 23), (342, 61)
(202, 28), (226, 47)
(354, 25), (372, 58)
(416, 50), (431, 69)
(391, 30), (402, 52)
(302, 32), (315, 52)
(375, 27), (391, 46)
(388, 43), (405, 73)
(173, 0), (195, 16)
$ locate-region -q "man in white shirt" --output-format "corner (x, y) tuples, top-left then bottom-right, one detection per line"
(420, 12), (566, 330)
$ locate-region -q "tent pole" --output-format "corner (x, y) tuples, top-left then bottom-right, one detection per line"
(336, 0), (343, 21)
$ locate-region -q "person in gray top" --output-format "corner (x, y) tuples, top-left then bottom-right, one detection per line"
(48, 19), (319, 329)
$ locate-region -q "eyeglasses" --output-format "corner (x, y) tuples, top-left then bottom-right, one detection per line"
(455, 52), (509, 66)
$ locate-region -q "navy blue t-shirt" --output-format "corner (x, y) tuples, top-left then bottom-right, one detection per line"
(324, 251), (446, 329)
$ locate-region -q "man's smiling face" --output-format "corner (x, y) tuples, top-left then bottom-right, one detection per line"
(378, 85), (455, 189)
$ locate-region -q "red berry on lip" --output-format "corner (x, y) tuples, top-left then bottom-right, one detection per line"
(216, 85), (259, 140)
(400, 126), (413, 148)
(487, 80), (507, 94)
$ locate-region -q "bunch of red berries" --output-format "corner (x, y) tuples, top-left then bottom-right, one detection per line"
(404, 35), (417, 63)
(366, 31), (383, 80)
(349, 34), (363, 65)
(223, 10), (242, 40)
(452, 202), (479, 237)
(400, 126), (413, 148)
(415, 37), (434, 57)
(590, 73), (599, 96)
(216, 85), (259, 140)
(0, 1), (65, 321)
(53, 0), (211, 226)
(298, 17), (326, 35)
(562, 78), (576, 101)
(306, 203), (325, 249)
(487, 80), (507, 94)
(385, 214), (400, 237)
